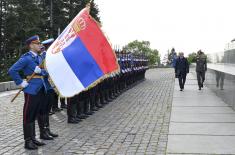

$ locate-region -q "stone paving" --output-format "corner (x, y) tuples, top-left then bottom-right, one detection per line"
(167, 72), (235, 155)
(0, 68), (175, 155)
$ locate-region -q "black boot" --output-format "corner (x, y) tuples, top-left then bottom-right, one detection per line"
(113, 85), (119, 97)
(49, 110), (55, 115)
(45, 114), (58, 138)
(90, 96), (99, 111)
(68, 117), (80, 124)
(105, 90), (112, 102)
(23, 123), (38, 150)
(52, 107), (62, 112)
(95, 95), (103, 108)
(38, 115), (54, 140)
(25, 139), (38, 150)
(84, 99), (94, 115)
(77, 101), (88, 119)
(100, 92), (108, 105)
(117, 85), (121, 94)
(67, 97), (81, 123)
(60, 98), (67, 109)
(52, 96), (62, 112)
(31, 122), (45, 146)
(61, 103), (67, 109)
(76, 114), (87, 119)
(109, 89), (114, 99)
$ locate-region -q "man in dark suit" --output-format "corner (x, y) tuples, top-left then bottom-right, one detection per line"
(175, 52), (189, 91)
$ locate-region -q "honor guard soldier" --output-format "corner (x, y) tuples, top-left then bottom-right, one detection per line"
(67, 95), (81, 124)
(40, 38), (58, 139)
(8, 35), (47, 150)
(42, 39), (62, 114)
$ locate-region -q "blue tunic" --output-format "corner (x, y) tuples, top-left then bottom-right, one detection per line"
(8, 51), (48, 95)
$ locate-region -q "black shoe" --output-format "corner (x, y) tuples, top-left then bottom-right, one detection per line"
(101, 100), (108, 105)
(32, 138), (45, 146)
(107, 98), (112, 102)
(91, 106), (99, 111)
(180, 89), (183, 91)
(77, 114), (88, 119)
(40, 130), (54, 140)
(53, 107), (62, 112)
(84, 111), (94, 115)
(49, 111), (55, 115)
(110, 96), (115, 99)
(75, 117), (82, 122)
(95, 103), (103, 108)
(25, 139), (38, 150)
(61, 104), (67, 109)
(199, 87), (201, 90)
(47, 129), (58, 138)
(201, 83), (203, 88)
(49, 132), (58, 137)
(68, 117), (79, 124)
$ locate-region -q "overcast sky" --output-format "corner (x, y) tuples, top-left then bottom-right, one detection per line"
(95, 0), (235, 57)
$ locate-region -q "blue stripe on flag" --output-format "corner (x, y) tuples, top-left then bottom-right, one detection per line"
(62, 37), (104, 87)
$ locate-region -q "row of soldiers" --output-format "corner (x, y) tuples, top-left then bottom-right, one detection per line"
(8, 35), (149, 150)
(63, 50), (149, 123)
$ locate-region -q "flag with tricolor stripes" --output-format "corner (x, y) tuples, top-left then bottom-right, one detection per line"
(45, 8), (119, 97)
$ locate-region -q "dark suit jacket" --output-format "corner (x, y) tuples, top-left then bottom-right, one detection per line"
(175, 57), (189, 75)
(196, 54), (207, 72)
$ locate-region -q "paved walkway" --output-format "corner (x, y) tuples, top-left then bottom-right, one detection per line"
(0, 68), (175, 155)
(167, 72), (235, 155)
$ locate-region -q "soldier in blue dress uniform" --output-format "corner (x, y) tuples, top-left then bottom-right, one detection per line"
(39, 38), (59, 139)
(8, 35), (48, 150)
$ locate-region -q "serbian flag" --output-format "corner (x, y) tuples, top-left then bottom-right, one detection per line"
(45, 8), (119, 97)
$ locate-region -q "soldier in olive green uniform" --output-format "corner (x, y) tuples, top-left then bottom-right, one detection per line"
(196, 50), (207, 90)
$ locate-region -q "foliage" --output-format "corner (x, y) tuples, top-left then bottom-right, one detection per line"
(167, 48), (176, 66)
(123, 40), (161, 65)
(187, 52), (197, 64)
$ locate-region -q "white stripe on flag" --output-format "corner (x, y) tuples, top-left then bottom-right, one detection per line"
(46, 51), (85, 97)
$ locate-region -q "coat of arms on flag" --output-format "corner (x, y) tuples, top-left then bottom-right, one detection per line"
(46, 8), (119, 97)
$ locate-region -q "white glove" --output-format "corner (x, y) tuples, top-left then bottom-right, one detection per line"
(20, 80), (29, 88)
(34, 66), (41, 74)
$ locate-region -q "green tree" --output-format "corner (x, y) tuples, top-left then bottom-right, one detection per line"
(89, 0), (100, 23)
(123, 40), (160, 65)
(43, 0), (100, 38)
(187, 52), (197, 64)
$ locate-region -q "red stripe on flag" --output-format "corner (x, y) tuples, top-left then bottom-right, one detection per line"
(78, 10), (118, 74)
